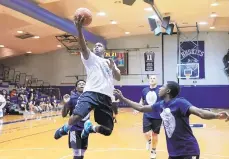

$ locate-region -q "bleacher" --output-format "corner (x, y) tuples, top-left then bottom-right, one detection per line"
(0, 64), (62, 116)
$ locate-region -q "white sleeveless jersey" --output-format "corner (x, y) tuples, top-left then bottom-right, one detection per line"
(81, 52), (119, 98)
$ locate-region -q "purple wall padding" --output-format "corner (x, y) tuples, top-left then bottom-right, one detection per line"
(54, 85), (229, 108)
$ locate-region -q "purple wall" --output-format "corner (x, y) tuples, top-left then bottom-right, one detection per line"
(54, 85), (229, 108)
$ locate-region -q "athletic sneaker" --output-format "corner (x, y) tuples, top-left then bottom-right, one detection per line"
(54, 124), (69, 140)
(150, 149), (156, 159)
(81, 120), (94, 139)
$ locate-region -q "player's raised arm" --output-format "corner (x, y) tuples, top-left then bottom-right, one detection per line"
(114, 89), (153, 112)
(74, 15), (90, 60)
(62, 104), (69, 117)
(189, 106), (229, 121)
(61, 94), (71, 117)
(107, 59), (121, 81)
(133, 98), (143, 114)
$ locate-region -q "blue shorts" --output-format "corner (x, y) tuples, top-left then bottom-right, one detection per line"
(143, 115), (162, 134)
(73, 91), (114, 130)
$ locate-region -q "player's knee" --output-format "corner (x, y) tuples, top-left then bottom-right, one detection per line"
(105, 121), (114, 136)
(152, 132), (158, 136)
(102, 127), (113, 136)
(98, 126), (113, 136)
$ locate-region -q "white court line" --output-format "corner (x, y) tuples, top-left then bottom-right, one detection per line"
(204, 125), (216, 130)
(60, 154), (71, 159)
(59, 148), (164, 159)
(58, 148), (229, 159)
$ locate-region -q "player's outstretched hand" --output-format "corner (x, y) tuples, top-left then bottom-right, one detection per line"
(218, 111), (229, 122)
(113, 89), (124, 100)
(63, 94), (70, 103)
(74, 14), (85, 29)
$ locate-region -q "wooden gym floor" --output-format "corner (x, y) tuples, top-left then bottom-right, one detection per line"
(0, 108), (229, 159)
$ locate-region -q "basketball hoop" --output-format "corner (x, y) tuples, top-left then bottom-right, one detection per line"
(177, 63), (199, 79)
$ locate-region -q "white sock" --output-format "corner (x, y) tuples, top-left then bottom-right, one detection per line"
(92, 125), (97, 133)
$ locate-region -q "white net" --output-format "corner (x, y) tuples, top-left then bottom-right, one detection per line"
(177, 63), (199, 79)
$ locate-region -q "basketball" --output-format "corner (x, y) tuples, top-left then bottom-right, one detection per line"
(74, 8), (92, 26)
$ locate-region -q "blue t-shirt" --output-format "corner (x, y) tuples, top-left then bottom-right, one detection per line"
(152, 97), (200, 157)
(68, 93), (80, 116)
(141, 86), (161, 119)
(67, 92), (89, 131)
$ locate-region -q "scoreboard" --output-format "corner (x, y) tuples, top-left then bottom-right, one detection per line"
(104, 51), (128, 75)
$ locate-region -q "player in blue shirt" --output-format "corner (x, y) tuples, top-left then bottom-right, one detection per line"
(114, 81), (229, 159)
(139, 75), (161, 158)
(54, 80), (89, 159)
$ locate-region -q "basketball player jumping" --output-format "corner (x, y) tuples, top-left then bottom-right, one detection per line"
(138, 75), (162, 159)
(114, 81), (229, 159)
(54, 14), (121, 141)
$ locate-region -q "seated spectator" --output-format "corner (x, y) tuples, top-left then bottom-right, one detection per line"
(18, 93), (27, 111)
(5, 95), (23, 115)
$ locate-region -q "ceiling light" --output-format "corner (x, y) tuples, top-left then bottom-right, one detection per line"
(17, 31), (23, 34)
(210, 26), (215, 29)
(198, 21), (208, 25)
(0, 45), (4, 48)
(125, 32), (130, 34)
(149, 15), (159, 20)
(33, 36), (40, 39)
(211, 2), (219, 6)
(144, 7), (152, 11)
(210, 13), (217, 17)
(57, 45), (62, 48)
(26, 51), (32, 53)
(110, 20), (117, 24)
(97, 12), (106, 16)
